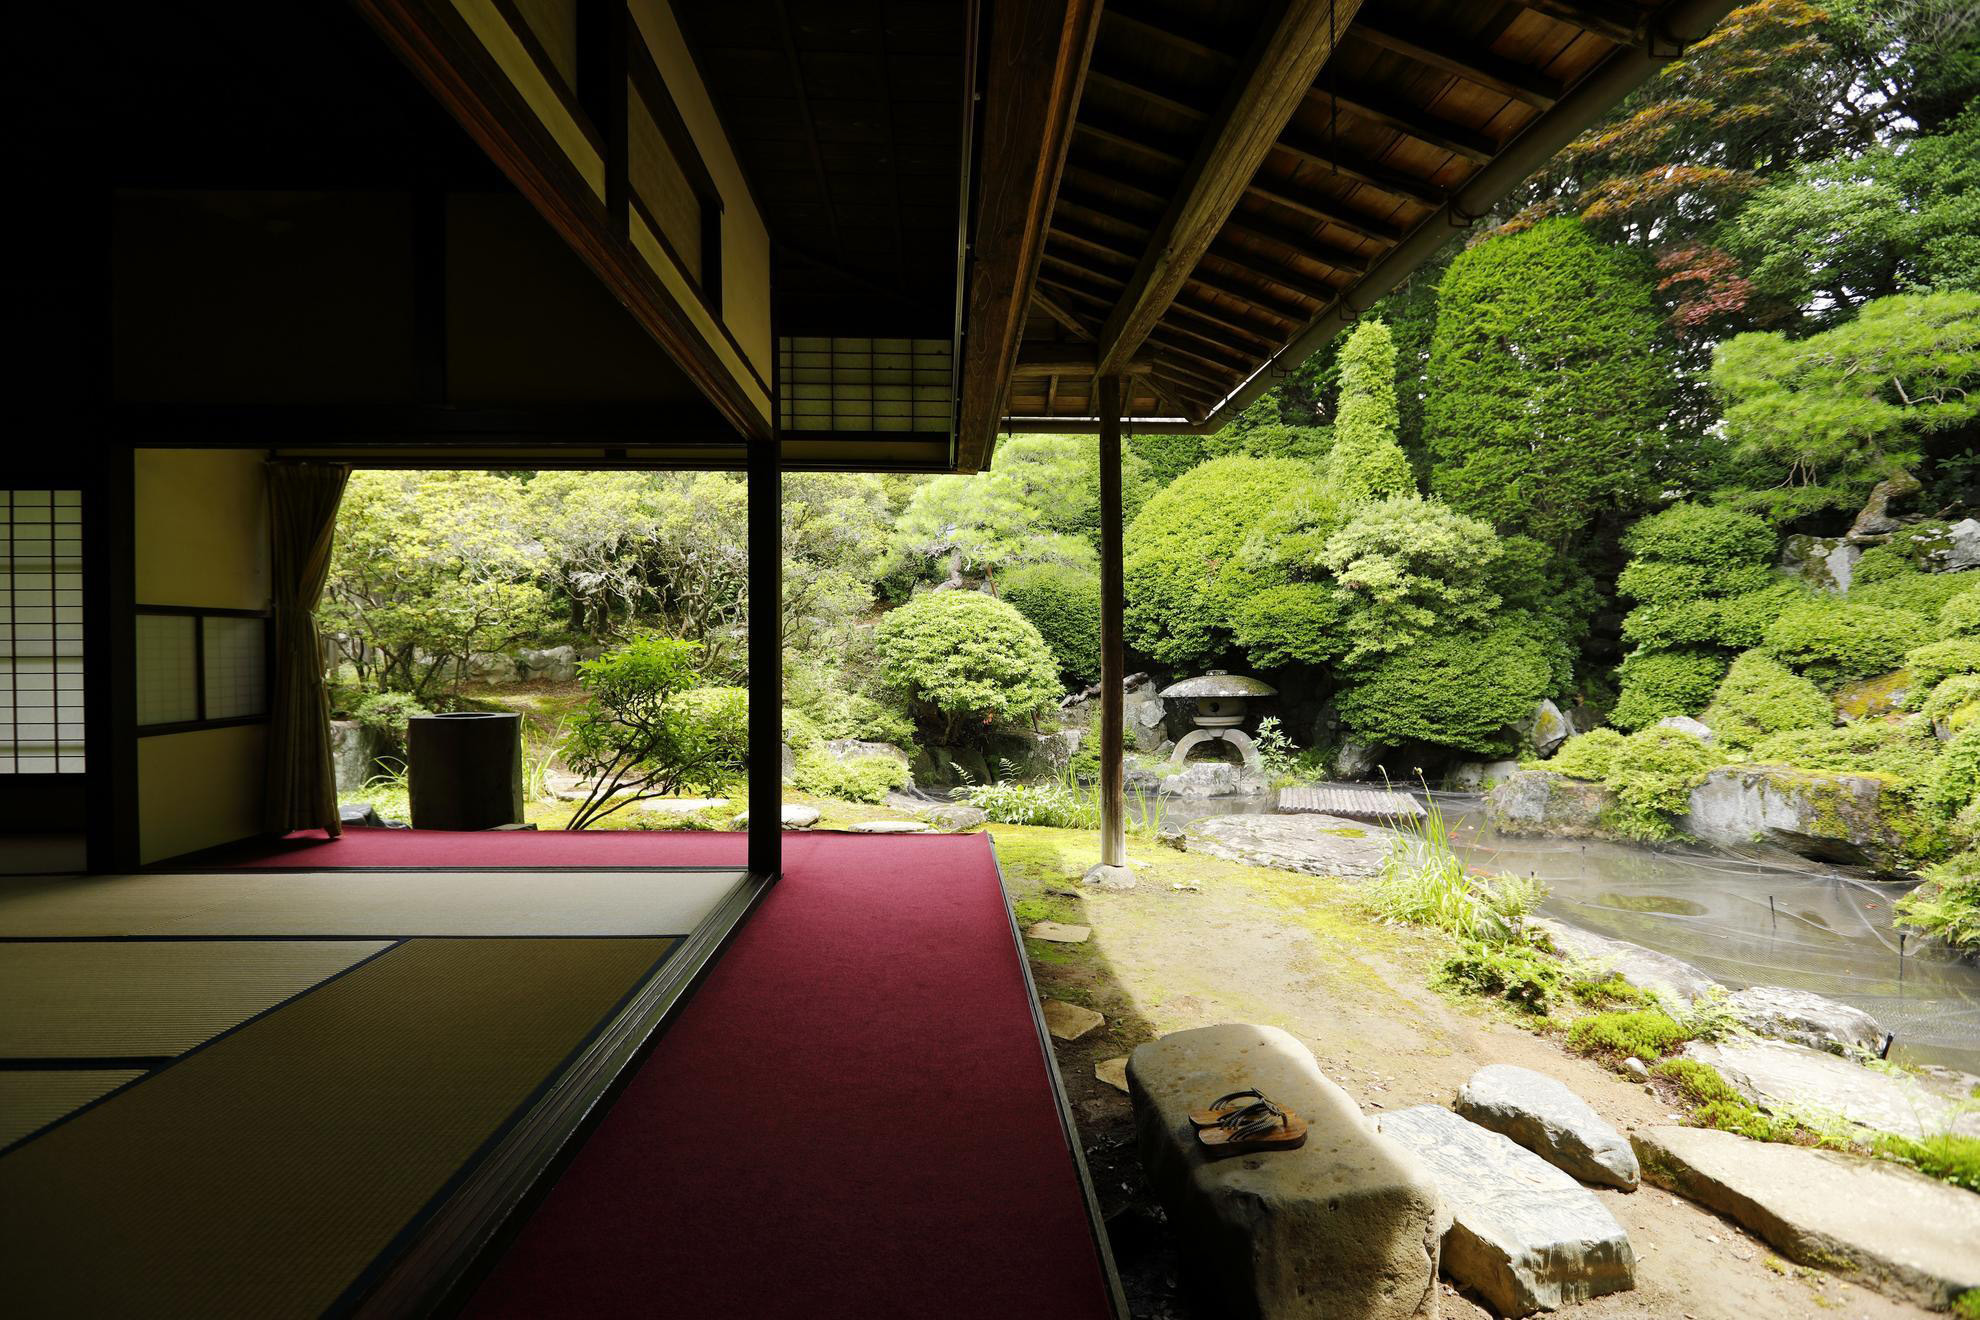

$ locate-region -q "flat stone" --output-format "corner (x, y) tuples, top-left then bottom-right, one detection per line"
(1682, 1038), (1980, 1141)
(1183, 813), (1394, 879)
(1094, 1057), (1129, 1094)
(1634, 1125), (1980, 1309)
(1721, 985), (1883, 1055)
(1521, 699), (1573, 757)
(1080, 862), (1137, 891)
(1375, 1105), (1635, 1318)
(846, 820), (930, 834)
(729, 804), (822, 829)
(1454, 1064), (1639, 1190)
(927, 804), (988, 831)
(1528, 918), (1721, 1003)
(1128, 1025), (1448, 1320)
(1040, 999), (1103, 1041)
(1025, 921), (1090, 944)
(637, 797), (728, 815)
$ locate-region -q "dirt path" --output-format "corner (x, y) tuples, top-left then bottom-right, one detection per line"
(991, 827), (1933, 1320)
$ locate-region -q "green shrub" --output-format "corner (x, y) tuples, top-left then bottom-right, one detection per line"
(1763, 599), (1931, 688)
(1701, 652), (1832, 750)
(1899, 866), (1980, 951)
(1750, 718), (1943, 798)
(1605, 726), (1722, 840)
(1231, 582), (1347, 668)
(874, 590), (1061, 744)
(353, 691), (431, 745)
(793, 750), (908, 804)
(1621, 582), (1805, 652)
(1566, 1008), (1691, 1061)
(1850, 544), (1913, 585)
(1955, 1289), (1980, 1320)
(963, 773), (1101, 830)
(1566, 970), (1648, 1007)
(1435, 940), (1565, 1013)
(562, 639), (748, 829)
(1001, 563), (1101, 684)
(1611, 648), (1728, 731)
(1336, 625), (1554, 755)
(1922, 674), (1980, 728)
(1616, 560), (1775, 608)
(1547, 729), (1625, 780)
(1872, 1131), (1980, 1193)
(1940, 587), (1980, 639)
(1929, 725), (1980, 816)
(1851, 567), (1974, 620)
(1370, 798), (1547, 942)
(1652, 1060), (1804, 1142)
(1904, 637), (1980, 694)
(1325, 319), (1415, 507)
(1622, 503), (1777, 573)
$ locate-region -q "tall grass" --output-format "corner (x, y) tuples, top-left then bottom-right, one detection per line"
(962, 763), (1169, 840)
(1369, 791), (1545, 943)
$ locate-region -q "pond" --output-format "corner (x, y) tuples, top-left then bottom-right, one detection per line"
(1142, 788), (1980, 1076)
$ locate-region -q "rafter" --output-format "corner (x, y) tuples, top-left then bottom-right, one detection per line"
(1271, 128), (1445, 206)
(1310, 84), (1499, 164)
(1511, 0), (1649, 48)
(1031, 287), (1095, 340)
(1348, 16), (1563, 110)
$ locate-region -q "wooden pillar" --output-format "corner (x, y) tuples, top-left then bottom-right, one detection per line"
(746, 439), (782, 878)
(1097, 375), (1127, 869)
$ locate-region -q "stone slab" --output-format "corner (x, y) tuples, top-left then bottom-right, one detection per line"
(846, 820), (931, 834)
(1682, 1039), (1980, 1141)
(1634, 1125), (1980, 1309)
(1454, 1065), (1639, 1190)
(1040, 999), (1103, 1041)
(1528, 918), (1720, 1004)
(1025, 921), (1090, 944)
(1128, 1024), (1448, 1320)
(1094, 1057), (1129, 1094)
(1183, 813), (1394, 879)
(728, 804), (822, 829)
(1375, 1105), (1635, 1318)
(1721, 985), (1883, 1055)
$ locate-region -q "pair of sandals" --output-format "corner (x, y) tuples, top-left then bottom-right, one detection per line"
(1189, 1087), (1307, 1157)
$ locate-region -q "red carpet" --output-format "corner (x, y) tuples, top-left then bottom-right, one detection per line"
(187, 827), (749, 869)
(469, 833), (1117, 1320)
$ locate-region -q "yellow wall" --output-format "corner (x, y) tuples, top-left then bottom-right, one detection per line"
(134, 450), (272, 863)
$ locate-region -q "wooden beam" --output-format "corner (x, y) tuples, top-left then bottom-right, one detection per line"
(1222, 213), (1372, 275)
(1348, 16), (1563, 109)
(1095, 374), (1127, 873)
(1271, 128), (1446, 206)
(1164, 298), (1278, 350)
(1011, 345), (1154, 375)
(1031, 288), (1095, 340)
(1094, 0), (1361, 377)
(1244, 178), (1405, 244)
(1313, 84), (1499, 164)
(1511, 0), (1648, 48)
(770, 0), (844, 255)
(957, 0), (1102, 472)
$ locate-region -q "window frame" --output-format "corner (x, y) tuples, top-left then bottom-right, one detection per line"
(133, 604), (274, 738)
(1, 487), (87, 778)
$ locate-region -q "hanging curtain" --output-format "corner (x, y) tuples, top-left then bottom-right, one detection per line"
(264, 461), (351, 837)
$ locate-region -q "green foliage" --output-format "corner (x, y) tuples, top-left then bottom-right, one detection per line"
(1872, 1131), (1980, 1194)
(1749, 719), (1943, 802)
(1850, 544), (1912, 585)
(1621, 580), (1806, 652)
(1566, 1008), (1692, 1062)
(1616, 561), (1775, 608)
(1923, 674), (1980, 729)
(1231, 582), (1346, 669)
(1427, 218), (1672, 556)
(886, 469), (1094, 587)
(562, 637), (747, 829)
(1325, 319), (1415, 507)
(783, 650), (916, 751)
(1611, 647), (1729, 730)
(1319, 497), (1506, 665)
(874, 591), (1061, 745)
(1849, 563), (1975, 620)
(1604, 726), (1724, 840)
(1547, 729), (1626, 780)
(1897, 855), (1980, 951)
(1621, 502), (1777, 573)
(1929, 725), (1980, 816)
(792, 750), (908, 804)
(1701, 652), (1834, 750)
(1126, 433), (1209, 488)
(1652, 1060), (1805, 1143)
(1713, 292), (1980, 522)
(1940, 587), (1980, 639)
(1956, 1289), (1980, 1320)
(1904, 637), (1980, 694)
(1434, 940), (1565, 1014)
(1763, 598), (1931, 688)
(962, 772), (1101, 831)
(1001, 563), (1101, 684)
(1123, 456), (1323, 667)
(352, 691), (430, 745)
(1336, 625), (1555, 755)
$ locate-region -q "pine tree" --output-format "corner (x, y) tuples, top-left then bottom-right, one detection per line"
(1324, 319), (1414, 507)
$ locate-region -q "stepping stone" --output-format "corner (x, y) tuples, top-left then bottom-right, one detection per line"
(847, 820), (930, 834)
(1683, 1038), (1980, 1141)
(1528, 918), (1720, 1003)
(1721, 985), (1883, 1055)
(1455, 1064), (1639, 1190)
(1025, 921), (1090, 944)
(1183, 813), (1394, 879)
(1040, 999), (1103, 1041)
(1375, 1105), (1636, 1318)
(730, 805), (821, 829)
(637, 797), (728, 815)
(1128, 1024), (1448, 1320)
(1634, 1125), (1980, 1309)
(1094, 1057), (1128, 1094)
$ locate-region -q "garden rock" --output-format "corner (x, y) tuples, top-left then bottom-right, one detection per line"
(329, 719), (384, 795)
(337, 802), (383, 829)
(638, 797), (727, 816)
(1518, 699), (1572, 757)
(1026, 921), (1089, 944)
(1453, 1064), (1639, 1190)
(1158, 761), (1242, 797)
(846, 820), (930, 834)
(1040, 999), (1103, 1041)
(1446, 759), (1521, 792)
(1017, 729), (1079, 778)
(1654, 715), (1714, 743)
(780, 742), (796, 784)
(1684, 766), (1911, 872)
(1094, 1057), (1129, 1093)
(1375, 1105), (1634, 1317)
(1486, 771), (1612, 838)
(1081, 863), (1137, 892)
(1721, 985), (1883, 1055)
(1129, 1024), (1448, 1320)
(1527, 918), (1720, 1003)
(927, 804), (988, 831)
(515, 644), (577, 681)
(1935, 517), (1980, 571)
(1846, 472), (1921, 539)
(730, 805), (821, 829)
(463, 651), (520, 684)
(1779, 534), (1860, 593)
(1632, 1125), (1980, 1309)
(1334, 736), (1380, 780)
(1184, 813), (1393, 879)
(822, 738), (909, 767)
(1681, 1038), (1980, 1141)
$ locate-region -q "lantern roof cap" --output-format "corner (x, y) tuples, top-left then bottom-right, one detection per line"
(1159, 670), (1277, 699)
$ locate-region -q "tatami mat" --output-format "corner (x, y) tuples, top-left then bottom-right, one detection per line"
(0, 940), (389, 1058)
(0, 936), (675, 1318)
(0, 1071), (144, 1149)
(0, 869), (743, 937)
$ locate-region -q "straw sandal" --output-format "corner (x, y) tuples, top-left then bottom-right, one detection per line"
(1188, 1088), (1268, 1128)
(1195, 1099), (1307, 1158)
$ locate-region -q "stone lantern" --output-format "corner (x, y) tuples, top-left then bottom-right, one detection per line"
(1158, 670), (1278, 770)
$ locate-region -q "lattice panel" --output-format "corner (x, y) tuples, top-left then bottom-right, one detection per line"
(778, 337), (953, 433)
(0, 491), (85, 774)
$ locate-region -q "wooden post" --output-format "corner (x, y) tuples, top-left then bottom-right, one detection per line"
(1096, 375), (1127, 871)
(747, 438), (782, 878)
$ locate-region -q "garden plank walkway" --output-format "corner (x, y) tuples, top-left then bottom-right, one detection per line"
(1279, 785), (1425, 821)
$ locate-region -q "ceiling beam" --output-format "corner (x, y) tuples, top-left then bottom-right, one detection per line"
(1311, 84), (1499, 164)
(1511, 0), (1649, 48)
(1031, 287), (1095, 340)
(1348, 16), (1563, 110)
(1271, 128), (1446, 206)
(957, 0), (1103, 472)
(1091, 0), (1362, 378)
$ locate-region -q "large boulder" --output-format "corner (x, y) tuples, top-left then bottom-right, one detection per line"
(1159, 761), (1264, 798)
(1128, 1024), (1448, 1320)
(1681, 1038), (1980, 1142)
(1653, 715), (1714, 744)
(1684, 766), (1915, 872)
(1527, 918), (1720, 1004)
(1334, 737), (1380, 780)
(1779, 534), (1861, 593)
(1184, 813), (1394, 879)
(822, 738), (910, 767)
(1633, 1125), (1980, 1309)
(1846, 472), (1922, 539)
(1453, 1065), (1638, 1191)
(462, 651), (520, 684)
(926, 804), (988, 832)
(1931, 517), (1980, 571)
(1720, 986), (1883, 1056)
(1445, 760), (1522, 793)
(1486, 772), (1612, 838)
(515, 644), (578, 682)
(329, 719), (385, 795)
(1516, 700), (1573, 758)
(1375, 1105), (1635, 1318)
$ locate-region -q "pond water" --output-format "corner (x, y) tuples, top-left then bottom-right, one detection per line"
(1141, 788), (1980, 1075)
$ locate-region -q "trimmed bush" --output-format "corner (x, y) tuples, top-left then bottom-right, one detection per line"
(874, 590), (1061, 744)
(1611, 647), (1728, 731)
(1904, 637), (1980, 694)
(1940, 587), (1980, 639)
(1001, 563), (1101, 684)
(1335, 625), (1554, 755)
(1930, 725), (1980, 816)
(1851, 544), (1913, 585)
(1605, 726), (1722, 840)
(1923, 674), (1980, 729)
(1751, 719), (1944, 800)
(1701, 652), (1833, 750)
(793, 750), (909, 803)
(1763, 599), (1931, 688)
(1621, 503), (1776, 574)
(1851, 568), (1974, 620)
(1231, 581), (1346, 668)
(1547, 729), (1625, 781)
(1616, 560), (1774, 607)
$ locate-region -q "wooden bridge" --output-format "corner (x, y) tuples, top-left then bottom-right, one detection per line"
(1278, 785), (1426, 823)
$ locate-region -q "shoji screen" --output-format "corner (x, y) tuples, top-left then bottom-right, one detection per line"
(0, 491), (85, 774)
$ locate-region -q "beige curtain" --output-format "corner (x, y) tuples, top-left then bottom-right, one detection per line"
(264, 462), (351, 836)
